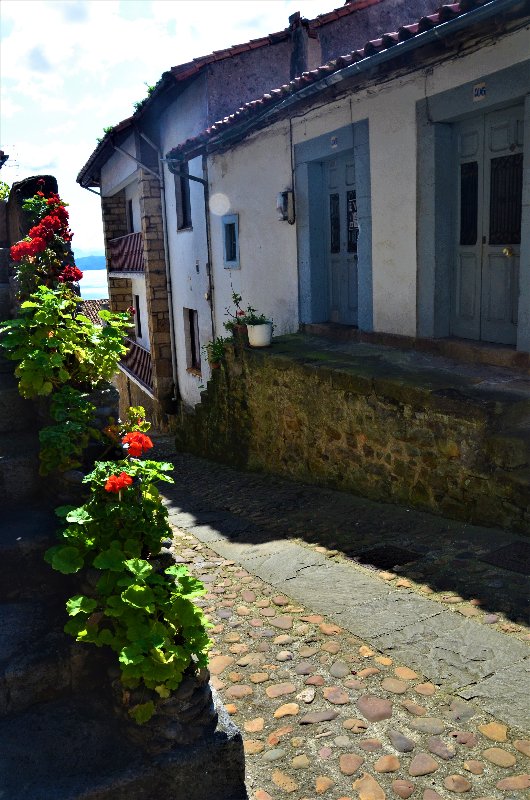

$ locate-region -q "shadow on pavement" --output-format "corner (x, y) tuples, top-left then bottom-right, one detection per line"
(156, 443), (529, 631)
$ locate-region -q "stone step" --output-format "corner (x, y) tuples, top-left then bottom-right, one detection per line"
(0, 503), (58, 601)
(0, 689), (246, 800)
(0, 373), (36, 433)
(0, 247), (9, 284)
(0, 597), (89, 716)
(0, 430), (40, 503)
(0, 351), (13, 373)
(0, 285), (10, 320)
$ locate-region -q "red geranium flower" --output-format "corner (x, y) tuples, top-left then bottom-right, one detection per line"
(122, 431), (153, 458)
(10, 241), (32, 262)
(28, 237), (47, 256)
(104, 471), (133, 493)
(58, 265), (83, 283)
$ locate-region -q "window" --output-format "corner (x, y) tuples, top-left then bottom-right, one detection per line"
(184, 308), (201, 372)
(174, 162), (192, 230)
(127, 199), (134, 234)
(222, 214), (239, 269)
(134, 294), (142, 339)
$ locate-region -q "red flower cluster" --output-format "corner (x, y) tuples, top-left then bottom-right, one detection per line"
(122, 432), (154, 458)
(58, 265), (83, 283)
(104, 471), (133, 493)
(10, 237), (47, 261)
(10, 191), (73, 263)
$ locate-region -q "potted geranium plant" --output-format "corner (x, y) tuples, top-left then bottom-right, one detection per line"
(223, 291), (248, 344)
(244, 306), (273, 347)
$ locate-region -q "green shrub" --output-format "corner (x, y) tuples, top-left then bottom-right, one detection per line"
(0, 285), (131, 398)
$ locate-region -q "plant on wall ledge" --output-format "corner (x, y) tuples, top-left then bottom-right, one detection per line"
(203, 336), (229, 369)
(0, 181), (10, 202)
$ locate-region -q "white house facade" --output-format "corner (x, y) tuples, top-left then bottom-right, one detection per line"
(170, 0), (530, 361)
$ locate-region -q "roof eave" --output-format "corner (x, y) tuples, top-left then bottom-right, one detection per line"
(167, 0), (525, 163)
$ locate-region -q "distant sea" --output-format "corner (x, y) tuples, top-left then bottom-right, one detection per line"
(80, 269), (108, 300)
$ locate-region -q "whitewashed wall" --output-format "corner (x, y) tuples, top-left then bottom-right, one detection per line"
(130, 275), (149, 351)
(205, 26), (528, 340)
(208, 122), (299, 339)
(124, 181), (141, 233)
(160, 75), (212, 407)
(100, 134), (138, 196)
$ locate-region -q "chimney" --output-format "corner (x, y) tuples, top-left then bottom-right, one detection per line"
(289, 12), (310, 79)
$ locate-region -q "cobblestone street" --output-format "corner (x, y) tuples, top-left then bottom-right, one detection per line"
(158, 442), (529, 800)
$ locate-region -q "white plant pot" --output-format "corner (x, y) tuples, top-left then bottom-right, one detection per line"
(246, 321), (272, 347)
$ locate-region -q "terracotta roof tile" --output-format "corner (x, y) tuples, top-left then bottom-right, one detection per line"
(80, 298), (109, 326)
(166, 1), (503, 163)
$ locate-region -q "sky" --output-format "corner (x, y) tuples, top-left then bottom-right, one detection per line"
(0, 0), (343, 268)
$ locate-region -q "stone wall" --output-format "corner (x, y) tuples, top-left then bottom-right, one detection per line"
(175, 339), (530, 534)
(102, 180), (175, 431)
(138, 170), (173, 409)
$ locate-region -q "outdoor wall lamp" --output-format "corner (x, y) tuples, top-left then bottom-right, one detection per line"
(276, 190), (295, 224)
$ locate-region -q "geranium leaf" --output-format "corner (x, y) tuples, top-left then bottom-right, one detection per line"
(66, 595), (97, 616)
(50, 545), (84, 574)
(129, 701), (155, 724)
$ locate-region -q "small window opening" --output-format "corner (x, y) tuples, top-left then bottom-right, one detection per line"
(222, 214), (239, 268)
(175, 162), (192, 230)
(184, 308), (201, 371)
(127, 199), (134, 234)
(225, 223), (237, 261)
(134, 294), (142, 339)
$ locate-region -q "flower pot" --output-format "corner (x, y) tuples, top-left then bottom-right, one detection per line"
(247, 321), (272, 347)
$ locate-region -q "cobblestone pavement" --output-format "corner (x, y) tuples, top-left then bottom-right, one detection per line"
(155, 441), (529, 799)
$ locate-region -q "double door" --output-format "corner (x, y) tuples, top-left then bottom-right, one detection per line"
(326, 152), (359, 325)
(452, 106), (523, 345)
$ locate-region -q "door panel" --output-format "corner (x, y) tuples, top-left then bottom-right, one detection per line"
(452, 105), (523, 345)
(326, 153), (358, 325)
(456, 253), (479, 320)
(452, 117), (483, 340)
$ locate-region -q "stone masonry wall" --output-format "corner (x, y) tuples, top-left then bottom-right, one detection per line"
(102, 191), (130, 315)
(102, 182), (175, 431)
(138, 170), (173, 409)
(175, 342), (530, 534)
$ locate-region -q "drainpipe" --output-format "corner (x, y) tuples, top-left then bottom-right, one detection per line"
(162, 157), (216, 340)
(112, 134), (180, 404)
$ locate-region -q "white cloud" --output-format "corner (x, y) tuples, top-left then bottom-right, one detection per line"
(1, 0), (341, 253)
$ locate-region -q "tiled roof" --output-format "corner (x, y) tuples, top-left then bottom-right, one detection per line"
(149, 1), (383, 84)
(80, 298), (109, 326)
(166, 0), (503, 162)
(77, 116), (133, 187)
(310, 0), (387, 27)
(77, 0), (385, 186)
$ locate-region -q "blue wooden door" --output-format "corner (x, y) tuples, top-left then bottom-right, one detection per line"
(326, 153), (358, 325)
(452, 106), (523, 345)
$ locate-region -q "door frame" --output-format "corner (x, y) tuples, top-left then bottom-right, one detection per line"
(417, 60), (530, 351)
(294, 121), (373, 330)
(451, 106), (523, 346)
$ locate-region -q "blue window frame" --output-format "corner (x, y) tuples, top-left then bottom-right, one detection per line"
(222, 214), (240, 269)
